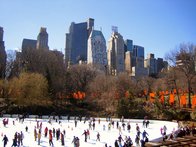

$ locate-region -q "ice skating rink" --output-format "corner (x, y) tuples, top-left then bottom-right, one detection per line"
(0, 116), (178, 147)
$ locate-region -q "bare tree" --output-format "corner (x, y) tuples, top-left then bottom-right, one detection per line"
(64, 64), (98, 98)
(166, 43), (196, 108)
(163, 67), (181, 106)
(87, 74), (117, 114)
(115, 72), (137, 98)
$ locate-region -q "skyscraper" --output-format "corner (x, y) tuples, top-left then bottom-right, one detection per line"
(124, 39), (133, 53)
(22, 39), (37, 51)
(107, 31), (125, 75)
(0, 27), (7, 78)
(157, 58), (165, 73)
(22, 27), (49, 51)
(0, 27), (3, 41)
(144, 53), (158, 76)
(133, 45), (144, 59)
(65, 18), (94, 68)
(87, 30), (107, 69)
(36, 27), (49, 50)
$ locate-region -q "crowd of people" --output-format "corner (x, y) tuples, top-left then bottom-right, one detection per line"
(160, 121), (196, 142)
(0, 115), (176, 147)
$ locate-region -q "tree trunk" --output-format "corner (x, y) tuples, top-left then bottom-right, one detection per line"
(188, 79), (191, 108)
(174, 80), (180, 107)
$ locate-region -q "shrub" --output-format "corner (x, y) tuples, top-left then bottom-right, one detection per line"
(190, 110), (196, 120)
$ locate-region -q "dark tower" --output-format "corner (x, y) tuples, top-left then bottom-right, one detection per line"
(0, 27), (7, 78)
(36, 27), (49, 50)
(65, 18), (94, 68)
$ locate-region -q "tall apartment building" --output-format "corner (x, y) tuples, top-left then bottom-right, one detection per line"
(65, 18), (94, 68)
(107, 31), (125, 75)
(131, 45), (145, 68)
(157, 58), (165, 73)
(144, 53), (157, 76)
(0, 27), (7, 78)
(87, 30), (107, 70)
(128, 44), (147, 76)
(36, 27), (49, 50)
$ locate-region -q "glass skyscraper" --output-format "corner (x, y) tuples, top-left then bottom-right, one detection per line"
(65, 18), (94, 68)
(133, 45), (144, 59)
(124, 39), (133, 53)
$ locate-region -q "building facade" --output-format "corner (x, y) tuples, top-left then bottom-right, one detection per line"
(0, 27), (7, 78)
(22, 39), (37, 51)
(133, 45), (144, 59)
(22, 27), (49, 51)
(125, 51), (132, 75)
(124, 39), (133, 53)
(131, 66), (148, 77)
(144, 53), (158, 76)
(36, 27), (49, 50)
(157, 58), (165, 73)
(87, 30), (107, 69)
(107, 32), (125, 75)
(65, 18), (94, 68)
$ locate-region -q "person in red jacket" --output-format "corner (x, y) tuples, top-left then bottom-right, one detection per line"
(49, 130), (54, 146)
(60, 133), (65, 145)
(44, 127), (48, 137)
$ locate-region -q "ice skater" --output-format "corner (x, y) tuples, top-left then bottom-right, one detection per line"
(20, 131), (24, 145)
(118, 135), (124, 146)
(142, 130), (149, 140)
(135, 135), (140, 147)
(38, 129), (41, 145)
(60, 133), (65, 145)
(82, 130), (88, 142)
(34, 127), (37, 141)
(163, 125), (167, 135)
(11, 133), (17, 147)
(96, 132), (100, 141)
(75, 119), (77, 128)
(146, 120), (150, 128)
(44, 127), (48, 137)
(25, 126), (28, 132)
(114, 140), (119, 147)
(2, 135), (8, 147)
(127, 123), (131, 133)
(49, 130), (54, 146)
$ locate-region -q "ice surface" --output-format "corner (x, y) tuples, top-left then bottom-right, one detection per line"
(0, 117), (178, 147)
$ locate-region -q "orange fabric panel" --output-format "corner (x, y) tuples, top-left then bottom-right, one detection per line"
(169, 93), (175, 105)
(173, 89), (177, 94)
(149, 92), (155, 102)
(192, 95), (196, 108)
(180, 94), (186, 106)
(78, 91), (83, 99)
(160, 95), (164, 104)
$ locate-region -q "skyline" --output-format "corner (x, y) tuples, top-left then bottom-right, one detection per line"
(1, 0), (196, 59)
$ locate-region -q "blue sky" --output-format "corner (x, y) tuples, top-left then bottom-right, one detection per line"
(1, 0), (196, 58)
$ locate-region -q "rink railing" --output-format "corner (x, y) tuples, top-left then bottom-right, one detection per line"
(1, 114), (177, 124)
